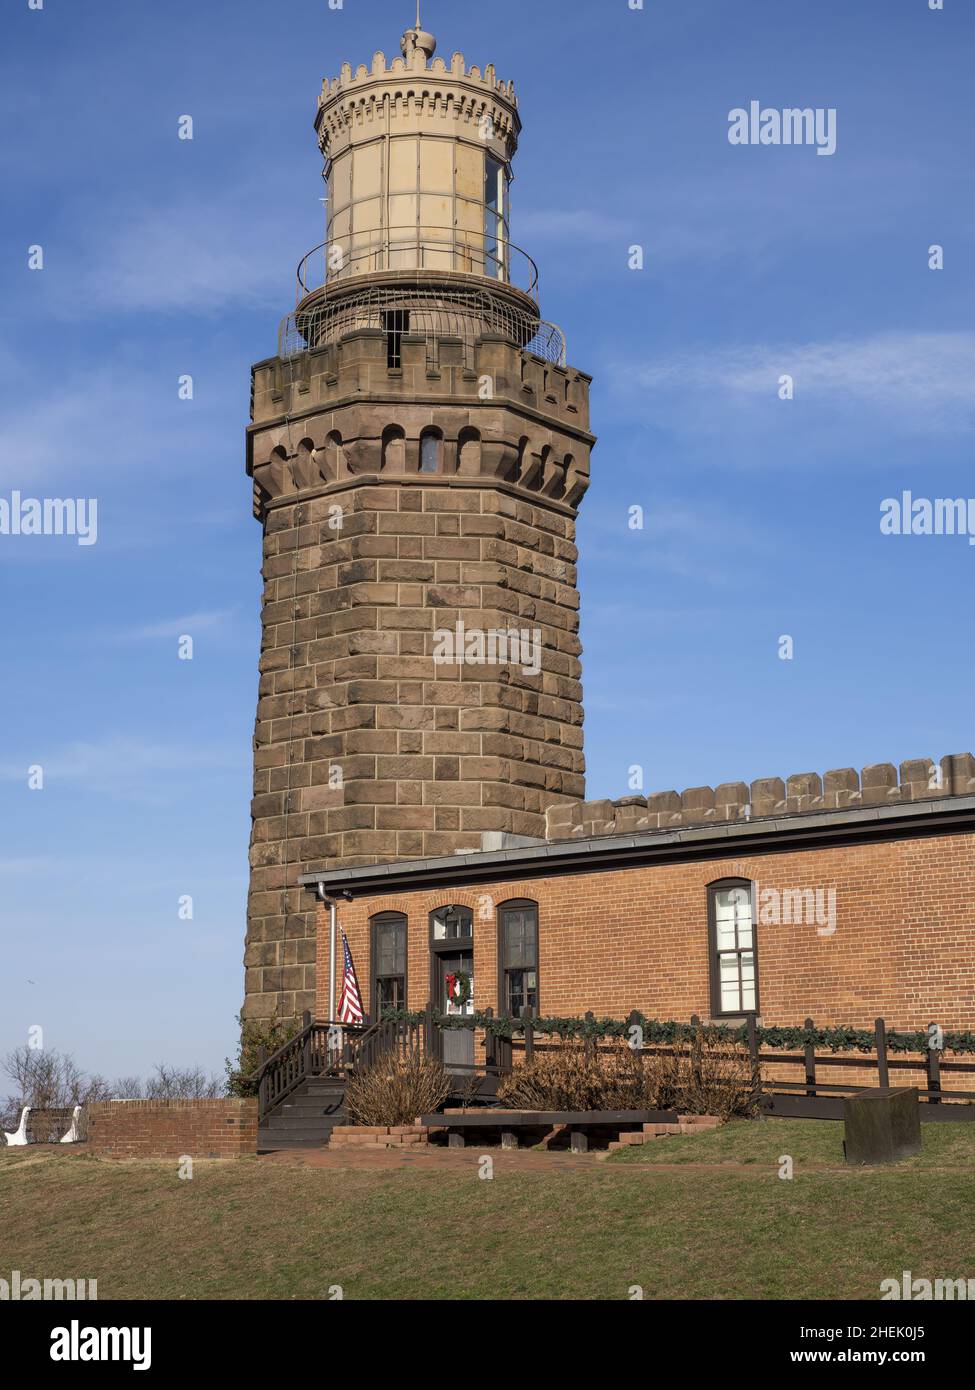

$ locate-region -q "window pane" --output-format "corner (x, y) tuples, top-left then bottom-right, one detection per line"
(715, 919), (737, 952)
(502, 907), (538, 1010)
(484, 157), (502, 275)
(715, 886), (752, 949)
(505, 969), (537, 1016)
(377, 977), (404, 1012)
(420, 433), (440, 472)
(433, 906), (472, 940)
(720, 979), (741, 1012)
(376, 920), (405, 975)
(503, 910), (537, 969)
(718, 952), (739, 1011)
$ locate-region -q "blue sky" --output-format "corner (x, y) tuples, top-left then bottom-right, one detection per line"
(1, 0), (972, 1080)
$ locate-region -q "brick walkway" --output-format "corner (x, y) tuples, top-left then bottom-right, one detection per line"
(256, 1146), (814, 1175)
(258, 1145), (603, 1172)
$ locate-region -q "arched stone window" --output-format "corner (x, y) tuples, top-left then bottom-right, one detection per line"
(324, 431), (347, 479)
(419, 427), (443, 474)
(509, 436), (529, 484)
(381, 425), (406, 473)
(457, 427), (481, 476)
(294, 438), (320, 489)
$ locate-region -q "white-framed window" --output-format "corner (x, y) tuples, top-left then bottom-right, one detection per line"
(709, 880), (758, 1015)
(483, 155), (507, 279)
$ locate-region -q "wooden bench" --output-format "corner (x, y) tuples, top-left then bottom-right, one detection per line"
(419, 1109), (680, 1153)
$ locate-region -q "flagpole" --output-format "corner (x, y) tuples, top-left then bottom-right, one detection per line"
(329, 900), (337, 1020)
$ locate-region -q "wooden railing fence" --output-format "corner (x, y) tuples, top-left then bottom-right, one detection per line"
(252, 1008), (975, 1121)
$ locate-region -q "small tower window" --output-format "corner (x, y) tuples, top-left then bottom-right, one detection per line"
(383, 309), (410, 369)
(420, 429), (443, 473)
(484, 155), (507, 279)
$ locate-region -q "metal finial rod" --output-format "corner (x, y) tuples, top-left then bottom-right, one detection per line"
(416, 1), (421, 29)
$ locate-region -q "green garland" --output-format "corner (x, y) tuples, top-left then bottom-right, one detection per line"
(378, 1008), (975, 1055)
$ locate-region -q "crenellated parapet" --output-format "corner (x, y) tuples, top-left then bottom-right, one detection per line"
(247, 330), (593, 521)
(316, 50), (520, 166)
(318, 48), (518, 107)
(545, 754), (975, 840)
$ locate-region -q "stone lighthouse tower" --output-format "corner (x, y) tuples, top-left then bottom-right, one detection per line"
(242, 12), (596, 1022)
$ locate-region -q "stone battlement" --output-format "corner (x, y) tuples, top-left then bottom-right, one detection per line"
(545, 753), (975, 841)
(320, 50), (517, 105)
(248, 331), (593, 521)
(316, 50), (520, 166)
(251, 332), (591, 432)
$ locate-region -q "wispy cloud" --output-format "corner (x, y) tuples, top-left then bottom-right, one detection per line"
(100, 610), (238, 643)
(0, 362), (232, 491)
(518, 207), (635, 245)
(69, 193), (298, 316)
(607, 331), (975, 461)
(582, 501), (763, 586)
(625, 332), (975, 412)
(0, 736), (244, 797)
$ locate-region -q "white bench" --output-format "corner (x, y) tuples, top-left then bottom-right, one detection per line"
(2, 1105), (83, 1146)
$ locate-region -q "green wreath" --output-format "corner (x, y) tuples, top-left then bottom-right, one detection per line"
(445, 971), (472, 1008)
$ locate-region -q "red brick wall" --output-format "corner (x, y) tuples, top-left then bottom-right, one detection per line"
(86, 1100), (257, 1159)
(315, 831), (975, 1033)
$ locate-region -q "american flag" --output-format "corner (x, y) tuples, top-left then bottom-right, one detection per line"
(337, 928), (364, 1024)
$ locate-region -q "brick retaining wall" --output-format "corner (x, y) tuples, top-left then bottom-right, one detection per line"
(86, 1099), (257, 1159)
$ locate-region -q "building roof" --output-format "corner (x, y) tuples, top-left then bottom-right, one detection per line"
(299, 793), (975, 900)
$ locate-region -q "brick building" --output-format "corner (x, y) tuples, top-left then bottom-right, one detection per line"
(301, 754), (975, 1059)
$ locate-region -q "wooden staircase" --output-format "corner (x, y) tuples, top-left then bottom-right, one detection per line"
(253, 1014), (426, 1152)
(258, 1076), (348, 1152)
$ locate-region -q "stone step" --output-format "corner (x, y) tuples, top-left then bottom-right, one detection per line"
(258, 1131), (330, 1151)
(278, 1099), (346, 1113)
(262, 1121), (342, 1140)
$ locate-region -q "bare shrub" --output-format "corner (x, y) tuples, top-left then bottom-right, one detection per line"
(225, 1011), (302, 1098)
(600, 1041), (684, 1111)
(2, 1047), (111, 1132)
(495, 1030), (760, 1120)
(676, 1026), (762, 1121)
(142, 1064), (222, 1100)
(345, 1050), (450, 1127)
(496, 1041), (605, 1111)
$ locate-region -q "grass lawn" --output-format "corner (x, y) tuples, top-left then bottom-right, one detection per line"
(2, 1119), (974, 1300)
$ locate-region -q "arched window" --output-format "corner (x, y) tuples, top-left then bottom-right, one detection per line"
(370, 912), (407, 1017)
(419, 428), (443, 474)
(548, 455), (568, 499)
(497, 899), (538, 1016)
(509, 436), (528, 484)
(325, 430), (346, 479)
(381, 425), (406, 473)
(430, 904), (473, 943)
(708, 880), (758, 1016)
(294, 438), (320, 489)
(457, 427), (481, 475)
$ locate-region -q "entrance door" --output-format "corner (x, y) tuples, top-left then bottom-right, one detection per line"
(439, 950), (475, 1071)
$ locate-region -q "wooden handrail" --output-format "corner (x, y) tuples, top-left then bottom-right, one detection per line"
(253, 1015), (426, 1120)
